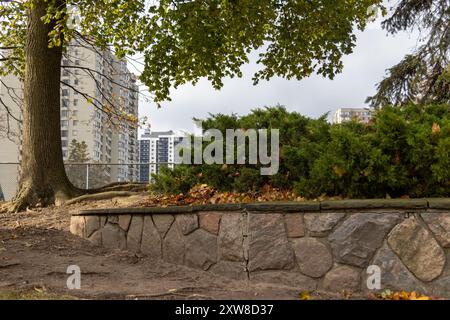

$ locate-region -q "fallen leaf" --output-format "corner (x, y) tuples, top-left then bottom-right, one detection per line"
(299, 291), (310, 300)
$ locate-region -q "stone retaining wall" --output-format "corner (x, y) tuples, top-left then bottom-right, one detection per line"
(70, 199), (450, 297)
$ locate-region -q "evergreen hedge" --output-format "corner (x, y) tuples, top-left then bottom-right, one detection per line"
(151, 104), (450, 199)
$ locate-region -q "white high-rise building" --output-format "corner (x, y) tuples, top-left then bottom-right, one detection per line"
(332, 108), (373, 124)
(138, 129), (184, 182)
(0, 41), (139, 199)
(108, 59), (140, 182)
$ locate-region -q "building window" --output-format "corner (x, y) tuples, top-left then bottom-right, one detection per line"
(61, 120), (69, 127)
(61, 140), (68, 148)
(61, 110), (69, 118)
(72, 110), (78, 117)
(61, 130), (68, 138)
(62, 99), (69, 108)
(73, 120), (79, 126)
(62, 89), (69, 97)
(73, 99), (78, 106)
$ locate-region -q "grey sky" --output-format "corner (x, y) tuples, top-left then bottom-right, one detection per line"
(138, 20), (420, 133)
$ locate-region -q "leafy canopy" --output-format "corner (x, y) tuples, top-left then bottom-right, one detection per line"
(1, 0), (382, 105)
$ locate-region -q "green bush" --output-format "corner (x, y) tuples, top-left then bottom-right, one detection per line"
(151, 104), (450, 198)
(150, 165), (199, 194)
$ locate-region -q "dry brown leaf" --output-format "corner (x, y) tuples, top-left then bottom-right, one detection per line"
(432, 122), (441, 136)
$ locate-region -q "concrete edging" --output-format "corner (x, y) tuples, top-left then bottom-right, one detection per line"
(72, 198), (448, 216)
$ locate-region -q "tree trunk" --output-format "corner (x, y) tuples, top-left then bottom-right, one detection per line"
(10, 0), (81, 212)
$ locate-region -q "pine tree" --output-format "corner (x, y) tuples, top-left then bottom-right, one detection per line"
(67, 140), (89, 163)
(66, 139), (109, 189)
(368, 0), (450, 107)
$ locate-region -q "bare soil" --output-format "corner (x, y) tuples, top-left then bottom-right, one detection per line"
(0, 194), (353, 300)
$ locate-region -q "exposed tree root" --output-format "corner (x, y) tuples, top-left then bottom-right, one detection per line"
(0, 202), (9, 214)
(8, 179), (82, 213)
(88, 183), (148, 193)
(8, 183), (41, 213)
(7, 181), (149, 212)
(65, 191), (141, 206)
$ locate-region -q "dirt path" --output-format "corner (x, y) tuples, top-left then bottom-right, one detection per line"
(0, 197), (348, 300)
(0, 200), (287, 300)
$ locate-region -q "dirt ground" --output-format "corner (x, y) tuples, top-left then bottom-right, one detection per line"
(0, 194), (355, 300)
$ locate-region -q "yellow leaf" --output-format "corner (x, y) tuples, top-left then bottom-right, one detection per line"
(400, 291), (409, 300)
(299, 291), (310, 300)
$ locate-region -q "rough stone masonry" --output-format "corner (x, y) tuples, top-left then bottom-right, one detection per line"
(70, 199), (450, 297)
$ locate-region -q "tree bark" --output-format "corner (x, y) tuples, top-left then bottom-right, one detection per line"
(10, 0), (81, 212)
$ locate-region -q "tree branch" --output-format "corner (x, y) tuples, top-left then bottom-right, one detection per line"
(61, 65), (140, 94)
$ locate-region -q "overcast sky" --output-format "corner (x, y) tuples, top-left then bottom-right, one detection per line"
(138, 18), (420, 134)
